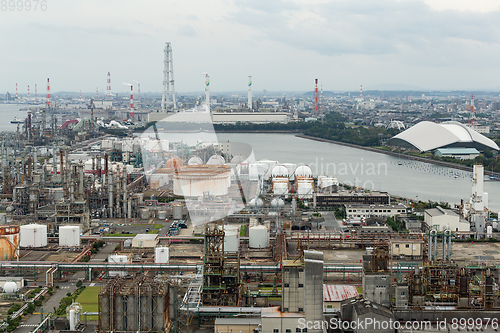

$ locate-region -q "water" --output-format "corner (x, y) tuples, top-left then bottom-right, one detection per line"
(217, 133), (500, 212)
(0, 104), (36, 132)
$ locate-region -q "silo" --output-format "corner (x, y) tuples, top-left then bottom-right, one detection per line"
(249, 225), (269, 249)
(140, 208), (150, 220)
(172, 204), (183, 220)
(20, 224), (47, 248)
(0, 226), (19, 260)
(224, 230), (238, 252)
(154, 246), (170, 263)
(59, 226), (80, 247)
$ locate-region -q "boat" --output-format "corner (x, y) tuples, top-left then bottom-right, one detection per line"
(10, 117), (24, 124)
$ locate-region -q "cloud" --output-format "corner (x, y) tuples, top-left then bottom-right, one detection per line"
(177, 24), (198, 37)
(231, 0), (500, 61)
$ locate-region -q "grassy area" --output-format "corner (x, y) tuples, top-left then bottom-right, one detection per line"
(147, 230), (159, 234)
(356, 287), (362, 294)
(153, 224), (163, 229)
(75, 286), (102, 321)
(107, 233), (136, 237)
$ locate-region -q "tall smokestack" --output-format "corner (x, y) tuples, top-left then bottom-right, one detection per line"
(205, 74), (210, 113)
(314, 79), (319, 113)
(46, 78), (51, 109)
(130, 85), (134, 118)
(248, 76), (252, 111)
(106, 72), (112, 98)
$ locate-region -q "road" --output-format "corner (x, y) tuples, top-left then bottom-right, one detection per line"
(319, 211), (342, 231)
(16, 280), (78, 333)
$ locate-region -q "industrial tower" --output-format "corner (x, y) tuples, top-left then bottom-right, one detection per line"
(161, 42), (177, 111)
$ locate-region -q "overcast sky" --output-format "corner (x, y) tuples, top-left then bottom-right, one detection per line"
(1, 0), (500, 94)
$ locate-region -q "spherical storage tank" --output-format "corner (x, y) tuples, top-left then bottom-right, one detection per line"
(3, 281), (18, 294)
(0, 226), (19, 260)
(154, 246), (170, 263)
(249, 225), (269, 249)
(20, 224), (47, 248)
(59, 226), (80, 247)
(271, 198), (285, 209)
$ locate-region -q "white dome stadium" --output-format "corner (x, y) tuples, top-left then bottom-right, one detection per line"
(388, 121), (499, 152)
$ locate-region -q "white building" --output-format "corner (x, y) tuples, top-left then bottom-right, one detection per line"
(424, 206), (470, 232)
(132, 234), (159, 248)
(346, 204), (407, 219)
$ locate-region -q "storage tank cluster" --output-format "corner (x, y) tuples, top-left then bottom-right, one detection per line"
(59, 226), (80, 247)
(20, 224), (47, 248)
(271, 197), (285, 210)
(154, 246), (170, 263)
(249, 225), (270, 249)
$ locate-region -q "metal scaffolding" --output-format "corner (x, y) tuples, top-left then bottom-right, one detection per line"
(202, 223), (241, 306)
(98, 275), (170, 333)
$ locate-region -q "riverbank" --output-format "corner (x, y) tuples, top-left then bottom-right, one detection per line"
(296, 134), (500, 178)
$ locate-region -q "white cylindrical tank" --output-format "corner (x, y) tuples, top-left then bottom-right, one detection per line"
(487, 225), (493, 238)
(59, 226), (80, 247)
(140, 208), (150, 220)
(493, 222), (498, 229)
(3, 281), (18, 294)
(157, 211), (167, 220)
(123, 239), (132, 248)
(224, 230), (238, 252)
(154, 246), (170, 263)
(273, 179), (289, 195)
(20, 224), (47, 248)
(173, 204), (183, 220)
(108, 254), (131, 276)
(297, 179), (314, 198)
(249, 225), (269, 249)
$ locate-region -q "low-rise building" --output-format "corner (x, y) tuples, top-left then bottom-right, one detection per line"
(434, 148), (480, 160)
(346, 204), (407, 219)
(132, 233), (159, 248)
(424, 206), (470, 232)
(390, 239), (424, 260)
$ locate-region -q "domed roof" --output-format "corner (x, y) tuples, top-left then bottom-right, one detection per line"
(165, 156), (183, 169)
(187, 156), (203, 165)
(271, 165), (288, 177)
(295, 165), (313, 178)
(207, 155), (225, 165)
(230, 154), (246, 164)
(388, 121), (499, 152)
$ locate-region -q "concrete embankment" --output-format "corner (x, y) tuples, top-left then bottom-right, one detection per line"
(296, 134), (500, 178)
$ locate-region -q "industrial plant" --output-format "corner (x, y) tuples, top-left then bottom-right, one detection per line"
(2, 41), (500, 333)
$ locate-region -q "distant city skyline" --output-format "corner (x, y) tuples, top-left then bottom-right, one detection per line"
(1, 0), (500, 94)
